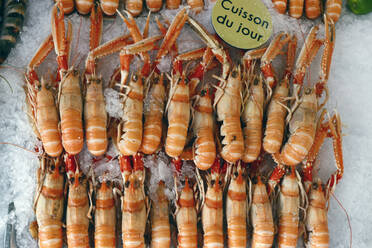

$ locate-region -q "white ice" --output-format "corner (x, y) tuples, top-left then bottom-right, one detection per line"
(0, 0), (371, 247)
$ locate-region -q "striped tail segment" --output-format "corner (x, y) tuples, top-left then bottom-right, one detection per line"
(0, 0), (27, 64)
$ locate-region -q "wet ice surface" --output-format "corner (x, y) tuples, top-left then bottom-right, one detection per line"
(0, 0), (371, 247)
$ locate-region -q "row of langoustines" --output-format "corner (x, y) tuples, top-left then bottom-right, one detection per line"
(32, 155), (333, 248)
(58, 0), (205, 16)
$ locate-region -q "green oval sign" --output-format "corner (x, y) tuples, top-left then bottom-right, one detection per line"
(212, 0), (273, 49)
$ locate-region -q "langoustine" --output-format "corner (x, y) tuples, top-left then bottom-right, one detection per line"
(187, 17), (243, 163)
(172, 46), (216, 169)
(116, 10), (164, 156)
(164, 66), (191, 158)
(33, 157), (64, 248)
(302, 112), (344, 248)
(94, 180), (117, 248)
(84, 6), (109, 157)
(277, 169), (303, 248)
(127, 10), (187, 155)
(160, 13), (191, 157)
(120, 155), (148, 248)
(25, 33), (62, 158)
(65, 156), (91, 248)
(192, 88), (216, 170)
(214, 66), (244, 163)
(117, 71), (144, 156)
(280, 16), (335, 167)
(150, 181), (171, 248)
(263, 34), (297, 154)
(226, 163), (247, 248)
(250, 176), (275, 248)
(200, 158), (225, 248)
(140, 73), (166, 154)
(241, 75), (264, 163)
(174, 162), (198, 248)
(52, 3), (84, 155)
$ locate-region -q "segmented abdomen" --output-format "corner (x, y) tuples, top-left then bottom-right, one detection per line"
(141, 82), (165, 155)
(95, 182), (116, 248)
(305, 0), (321, 19)
(37, 119), (62, 157)
(151, 218), (170, 248)
(281, 124), (316, 166)
(307, 225), (330, 248)
(125, 0), (143, 16)
(251, 181), (274, 248)
(220, 116), (244, 163)
(38, 219), (63, 248)
(227, 216), (246, 248)
(122, 230), (145, 248)
(122, 196), (146, 248)
(278, 175), (299, 248)
(35, 167), (64, 248)
(100, 0), (119, 15)
(279, 216), (299, 247)
(66, 183), (90, 248)
(193, 95), (216, 170)
(177, 212), (198, 248)
(86, 117), (107, 156)
(85, 80), (107, 156)
(263, 90), (288, 154)
(306, 189), (329, 248)
(203, 226), (223, 248)
(151, 184), (171, 248)
(0, 0), (26, 64)
(165, 84), (190, 158)
(264, 110), (286, 154)
(187, 0), (204, 13)
(166, 0), (181, 9)
(178, 223), (198, 248)
(151, 219), (171, 248)
(75, 0), (94, 14)
(146, 0), (162, 12)
(242, 118), (262, 163)
(241, 76), (264, 161)
(61, 109), (84, 155)
(202, 189), (223, 248)
(36, 88), (62, 157)
(226, 182), (247, 248)
(141, 113), (162, 154)
(166, 113), (189, 157)
(58, 0), (75, 14)
(119, 112), (143, 156)
(119, 87), (143, 156)
(289, 0), (304, 18)
(195, 128), (216, 170)
(177, 180), (197, 248)
(326, 0), (342, 22)
(60, 71), (84, 155)
(272, 0), (287, 14)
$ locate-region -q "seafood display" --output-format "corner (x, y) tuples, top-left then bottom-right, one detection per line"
(1, 0), (349, 247)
